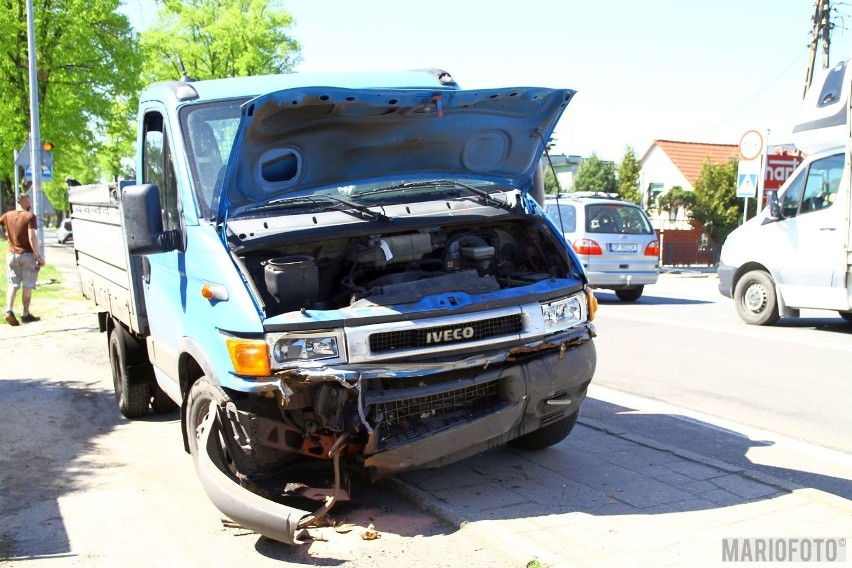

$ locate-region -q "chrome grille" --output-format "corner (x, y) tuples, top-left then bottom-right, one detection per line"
(369, 314), (522, 353)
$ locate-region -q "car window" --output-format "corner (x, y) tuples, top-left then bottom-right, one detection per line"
(545, 204), (576, 233)
(586, 204), (652, 234)
(781, 153), (843, 217)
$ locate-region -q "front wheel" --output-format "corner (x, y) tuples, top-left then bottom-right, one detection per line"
(109, 326), (151, 418)
(185, 377), (291, 477)
(734, 270), (779, 326)
(509, 411), (578, 451)
(615, 286), (644, 302)
(185, 377), (232, 466)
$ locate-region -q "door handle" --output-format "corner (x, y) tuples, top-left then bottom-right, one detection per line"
(819, 226), (836, 231)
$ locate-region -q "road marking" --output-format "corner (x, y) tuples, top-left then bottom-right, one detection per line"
(600, 312), (852, 354)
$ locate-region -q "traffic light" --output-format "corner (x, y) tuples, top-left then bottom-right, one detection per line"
(43, 141), (54, 152)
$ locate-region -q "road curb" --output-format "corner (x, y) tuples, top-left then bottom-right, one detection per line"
(384, 414), (852, 533)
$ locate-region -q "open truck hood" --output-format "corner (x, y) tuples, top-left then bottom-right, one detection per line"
(217, 86), (575, 221)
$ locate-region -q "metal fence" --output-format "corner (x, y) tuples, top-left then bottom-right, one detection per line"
(660, 240), (720, 267)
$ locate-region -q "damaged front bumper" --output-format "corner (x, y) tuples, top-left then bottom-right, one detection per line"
(194, 325), (595, 544)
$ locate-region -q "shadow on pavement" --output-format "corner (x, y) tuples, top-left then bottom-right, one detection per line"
(395, 397), (850, 525)
(580, 398), (852, 501)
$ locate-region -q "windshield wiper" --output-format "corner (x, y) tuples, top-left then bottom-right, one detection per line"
(356, 179), (514, 210)
(250, 195), (391, 223)
(323, 195), (392, 223)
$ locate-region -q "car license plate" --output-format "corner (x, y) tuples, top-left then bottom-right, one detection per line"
(609, 243), (638, 252)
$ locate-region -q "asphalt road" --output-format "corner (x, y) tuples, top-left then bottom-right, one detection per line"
(588, 273), (852, 499)
(591, 273), (852, 454)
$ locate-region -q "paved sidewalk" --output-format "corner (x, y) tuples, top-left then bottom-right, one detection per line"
(391, 414), (852, 567)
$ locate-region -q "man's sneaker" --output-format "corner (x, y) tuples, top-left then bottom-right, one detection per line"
(21, 313), (39, 324)
(5, 311), (19, 326)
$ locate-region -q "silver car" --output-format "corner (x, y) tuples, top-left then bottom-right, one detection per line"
(544, 194), (659, 301)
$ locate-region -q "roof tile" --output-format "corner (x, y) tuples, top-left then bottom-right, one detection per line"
(651, 140), (738, 185)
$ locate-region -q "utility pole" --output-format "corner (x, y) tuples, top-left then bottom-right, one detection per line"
(803, 0), (832, 99)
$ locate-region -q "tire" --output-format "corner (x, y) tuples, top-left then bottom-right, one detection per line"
(839, 312), (852, 324)
(615, 286), (644, 302)
(734, 270), (779, 326)
(186, 378), (298, 478)
(509, 411), (579, 451)
(109, 326), (151, 418)
(184, 377), (230, 468)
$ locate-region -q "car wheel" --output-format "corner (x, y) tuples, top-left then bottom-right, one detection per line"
(109, 326), (151, 418)
(508, 411), (578, 451)
(615, 286), (644, 302)
(185, 377), (288, 477)
(734, 270), (779, 326)
(185, 377), (239, 478)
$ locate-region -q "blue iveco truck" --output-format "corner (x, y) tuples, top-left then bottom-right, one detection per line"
(70, 69), (597, 544)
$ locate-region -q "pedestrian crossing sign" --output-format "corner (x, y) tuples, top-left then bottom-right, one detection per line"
(736, 173), (757, 198)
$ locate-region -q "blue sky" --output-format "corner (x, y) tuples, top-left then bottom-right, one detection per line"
(122, 0), (852, 161)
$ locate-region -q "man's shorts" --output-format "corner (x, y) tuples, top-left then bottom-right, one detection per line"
(6, 252), (38, 290)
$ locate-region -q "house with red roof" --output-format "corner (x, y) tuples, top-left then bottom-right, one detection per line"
(639, 139), (739, 216)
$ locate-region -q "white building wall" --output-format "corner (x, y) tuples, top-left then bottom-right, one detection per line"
(639, 146), (694, 230)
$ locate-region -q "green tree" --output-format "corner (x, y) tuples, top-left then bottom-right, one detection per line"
(543, 167), (561, 194)
(572, 153), (616, 193)
(140, 0), (302, 82)
(657, 185), (697, 219)
(691, 158), (742, 244)
(616, 146), (642, 203)
(0, 0), (141, 211)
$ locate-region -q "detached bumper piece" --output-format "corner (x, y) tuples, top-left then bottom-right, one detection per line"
(195, 402), (348, 545)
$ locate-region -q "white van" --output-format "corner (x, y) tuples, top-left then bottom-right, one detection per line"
(717, 60), (852, 325)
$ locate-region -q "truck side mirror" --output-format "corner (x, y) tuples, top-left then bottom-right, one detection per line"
(766, 190), (782, 220)
(121, 184), (178, 255)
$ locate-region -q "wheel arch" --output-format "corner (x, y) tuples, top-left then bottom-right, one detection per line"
(177, 338), (220, 453)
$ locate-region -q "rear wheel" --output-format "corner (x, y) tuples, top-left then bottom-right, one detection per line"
(509, 411), (578, 451)
(615, 286), (644, 302)
(109, 326), (151, 418)
(734, 270), (779, 326)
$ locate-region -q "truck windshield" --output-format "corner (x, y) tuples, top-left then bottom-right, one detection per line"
(180, 100), (246, 218)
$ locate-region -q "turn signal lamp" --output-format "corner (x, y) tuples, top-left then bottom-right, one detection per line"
(225, 339), (270, 376)
(42, 141), (54, 152)
(585, 287), (598, 321)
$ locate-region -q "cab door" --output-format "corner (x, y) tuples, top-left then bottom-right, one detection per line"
(138, 109), (186, 383)
(773, 152), (846, 308)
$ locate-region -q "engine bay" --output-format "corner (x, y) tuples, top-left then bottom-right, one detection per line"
(234, 216), (576, 315)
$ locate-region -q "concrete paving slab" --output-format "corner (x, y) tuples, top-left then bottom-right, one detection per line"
(390, 419), (852, 566)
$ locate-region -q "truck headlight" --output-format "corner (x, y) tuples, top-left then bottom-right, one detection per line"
(541, 294), (585, 329)
(266, 331), (344, 368)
